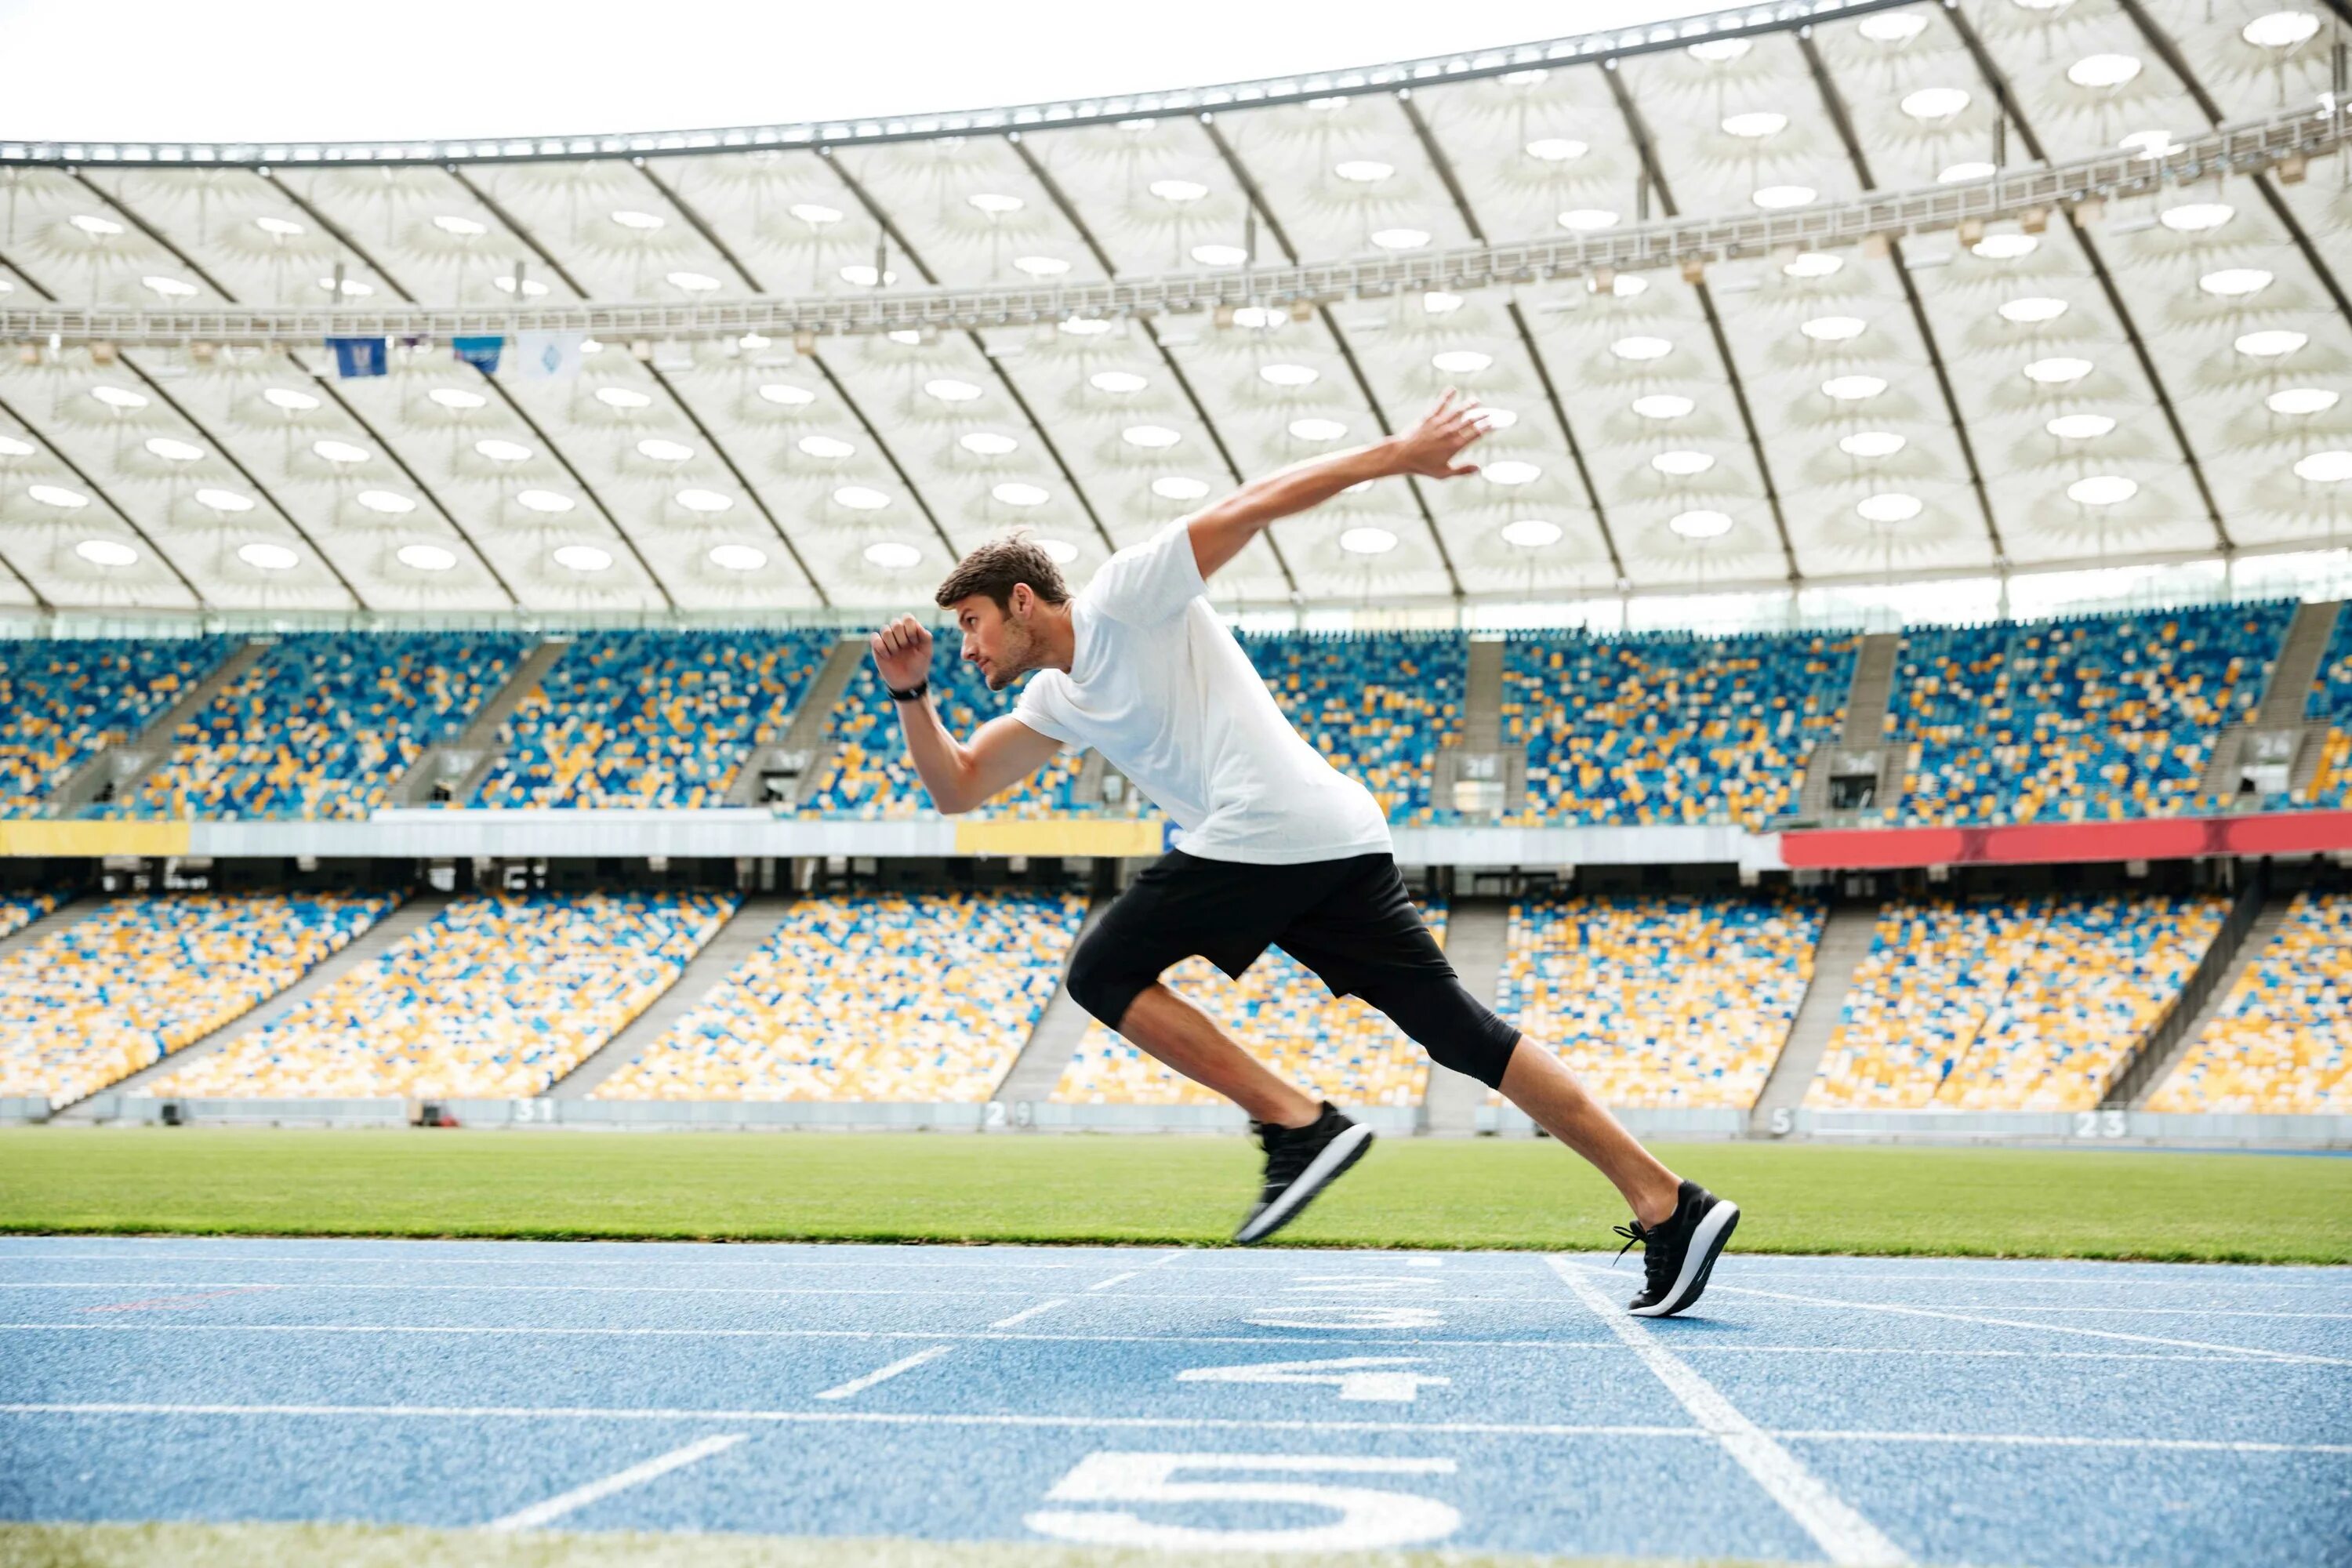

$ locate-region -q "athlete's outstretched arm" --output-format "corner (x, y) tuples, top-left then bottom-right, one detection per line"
(1185, 390), (1489, 580)
(870, 615), (1064, 815)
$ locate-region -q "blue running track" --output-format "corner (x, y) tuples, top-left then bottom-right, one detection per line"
(1, 1238), (2346, 1564)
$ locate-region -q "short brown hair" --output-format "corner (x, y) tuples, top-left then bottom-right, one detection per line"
(934, 533), (1071, 612)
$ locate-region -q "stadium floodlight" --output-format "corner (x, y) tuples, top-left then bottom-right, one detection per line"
(1525, 138), (1587, 162)
(237, 542), (298, 572)
(142, 275), (200, 299)
(31, 485), (92, 508)
(1423, 292), (1465, 314)
(1259, 363), (1319, 387)
(1191, 245), (1249, 266)
(1149, 179), (1208, 203)
(1633, 394), (1695, 419)
(194, 488), (255, 512)
(0, 437), (31, 458)
(1860, 11), (1928, 42)
(2067, 54), (2143, 89)
(1152, 477), (1210, 500)
(516, 490), (575, 514)
(2200, 269), (2273, 297)
(960, 432), (1019, 456)
(1670, 508), (1733, 537)
(265, 387), (322, 412)
(1335, 160), (1393, 182)
(594, 387), (652, 410)
(2236, 330), (2307, 358)
(2067, 475), (2138, 506)
(993, 481), (1050, 506)
(1940, 162), (1998, 184)
(797, 435), (856, 459)
(1034, 538), (1080, 564)
(1339, 525), (1398, 554)
(1652, 450), (1715, 476)
(707, 543), (766, 571)
(609, 209), (665, 230)
(1231, 306), (1286, 329)
(1501, 518), (1562, 547)
(759, 383), (816, 407)
(1857, 492), (1922, 523)
(925, 378), (983, 403)
(1722, 112), (1787, 139)
(1784, 252), (1843, 278)
(1557, 209), (1619, 231)
(1432, 350), (1492, 374)
(834, 485), (891, 510)
(552, 544), (612, 572)
(1822, 375), (1887, 401)
(1089, 371), (1148, 394)
(143, 437), (204, 462)
(1290, 418), (1348, 442)
(2024, 357), (2094, 384)
(1058, 317), (1115, 336)
(1900, 88), (1971, 121)
(2243, 11), (2320, 47)
(863, 540), (922, 569)
(1972, 233), (2038, 260)
(1751, 186), (1817, 210)
(356, 491), (417, 514)
(1839, 431), (1906, 458)
(2159, 202), (2233, 232)
(967, 193), (1024, 216)
(75, 538), (137, 565)
(675, 488), (733, 514)
(1999, 297), (2069, 324)
(312, 439), (370, 463)
(1686, 37), (1750, 61)
(2294, 451), (2352, 483)
(396, 543), (456, 571)
(1484, 460), (1541, 485)
(1122, 425), (1181, 449)
(2267, 388), (2339, 416)
(1801, 316), (1867, 342)
(1612, 336), (1672, 362)
(1014, 256), (1072, 277)
(1370, 229), (1431, 251)
(474, 439), (533, 463)
(433, 215), (487, 238)
(91, 387), (148, 410)
(2046, 414), (2117, 440)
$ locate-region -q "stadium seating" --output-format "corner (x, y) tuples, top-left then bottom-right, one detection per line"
(593, 889), (1086, 1102)
(0, 891), (397, 1106)
(1503, 631), (1855, 829)
(1238, 632), (1463, 822)
(1494, 896), (1823, 1109)
(2303, 613), (2352, 809)
(1806, 893), (2226, 1110)
(1050, 903), (1447, 1109)
(474, 630), (836, 808)
(0, 637), (234, 813)
(0, 890), (66, 942)
(799, 632), (1087, 817)
(102, 632), (528, 820)
(1892, 604), (2291, 826)
(2147, 891), (2352, 1113)
(147, 890), (732, 1100)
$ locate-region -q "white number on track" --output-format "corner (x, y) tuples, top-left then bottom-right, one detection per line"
(1025, 1452), (1461, 1551)
(1176, 1356), (1451, 1403)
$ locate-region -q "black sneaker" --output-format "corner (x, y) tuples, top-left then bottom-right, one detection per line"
(1611, 1179), (1740, 1318)
(1233, 1102), (1374, 1244)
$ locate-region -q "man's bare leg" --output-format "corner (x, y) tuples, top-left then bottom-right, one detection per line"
(1115, 983), (1319, 1128)
(1499, 1043), (1683, 1227)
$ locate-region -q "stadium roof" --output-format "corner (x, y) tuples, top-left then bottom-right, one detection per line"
(0, 0), (2347, 616)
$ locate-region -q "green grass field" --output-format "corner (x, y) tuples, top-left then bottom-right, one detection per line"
(2, 1128), (2347, 1262)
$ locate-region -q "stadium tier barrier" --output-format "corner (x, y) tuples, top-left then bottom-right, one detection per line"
(593, 889), (1086, 1103)
(143, 890), (734, 1100)
(1491, 895), (1824, 1109)
(1503, 630), (1855, 830)
(1892, 603), (2292, 826)
(1806, 892), (2227, 1111)
(2148, 889), (2352, 1113)
(0, 637), (234, 815)
(0, 891), (397, 1107)
(473, 630), (837, 809)
(97, 632), (528, 821)
(1051, 903), (1448, 1109)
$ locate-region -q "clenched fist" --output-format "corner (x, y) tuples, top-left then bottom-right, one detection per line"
(869, 615), (934, 691)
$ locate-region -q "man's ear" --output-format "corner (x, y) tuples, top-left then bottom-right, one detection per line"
(1010, 583), (1034, 618)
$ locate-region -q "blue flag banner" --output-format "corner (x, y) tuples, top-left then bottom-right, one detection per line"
(453, 336), (505, 373)
(513, 329), (584, 379)
(327, 336), (389, 378)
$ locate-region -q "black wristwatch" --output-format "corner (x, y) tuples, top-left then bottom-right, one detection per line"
(887, 680), (929, 703)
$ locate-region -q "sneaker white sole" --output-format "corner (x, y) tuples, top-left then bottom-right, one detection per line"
(1233, 1122), (1375, 1244)
(1628, 1199), (1739, 1318)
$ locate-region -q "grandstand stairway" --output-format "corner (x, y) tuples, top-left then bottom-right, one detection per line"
(993, 895), (1113, 1106)
(727, 637), (865, 808)
(1423, 898), (1508, 1135)
(0, 896), (104, 961)
(1798, 632), (1902, 820)
(1747, 902), (1880, 1135)
(2200, 601), (2341, 808)
(1433, 638), (1522, 821)
(63, 891), (451, 1116)
(546, 894), (798, 1098)
(2115, 885), (2293, 1111)
(42, 639), (267, 817)
(390, 638), (570, 808)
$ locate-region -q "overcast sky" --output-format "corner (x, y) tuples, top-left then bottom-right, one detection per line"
(2, 0), (1716, 143)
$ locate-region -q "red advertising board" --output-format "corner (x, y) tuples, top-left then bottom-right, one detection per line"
(1778, 811), (2352, 869)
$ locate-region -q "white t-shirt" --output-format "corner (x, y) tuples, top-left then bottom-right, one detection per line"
(1014, 523), (1393, 866)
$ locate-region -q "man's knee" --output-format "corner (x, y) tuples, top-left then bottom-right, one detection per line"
(1065, 927), (1149, 1033)
(1364, 975), (1520, 1090)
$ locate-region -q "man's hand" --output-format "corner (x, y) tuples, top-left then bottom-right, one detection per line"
(1386, 390), (1488, 480)
(870, 615), (934, 691)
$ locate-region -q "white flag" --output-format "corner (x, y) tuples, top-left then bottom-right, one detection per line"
(512, 330), (584, 379)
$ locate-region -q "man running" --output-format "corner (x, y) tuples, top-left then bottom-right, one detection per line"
(867, 391), (1737, 1316)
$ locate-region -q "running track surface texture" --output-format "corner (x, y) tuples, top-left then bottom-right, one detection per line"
(2, 1239), (2348, 1566)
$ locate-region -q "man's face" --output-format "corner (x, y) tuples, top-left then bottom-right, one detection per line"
(949, 588), (1042, 691)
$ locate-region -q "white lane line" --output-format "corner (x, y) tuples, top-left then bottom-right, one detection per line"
(988, 1300), (1069, 1330)
(485, 1433), (742, 1532)
(0, 1280), (1566, 1305)
(1086, 1272), (1138, 1292)
(1548, 1258), (1911, 1568)
(0, 1322), (2304, 1363)
(812, 1345), (955, 1401)
(1707, 1285), (2350, 1367)
(0, 1252), (1095, 1272)
(6, 1402), (2343, 1454)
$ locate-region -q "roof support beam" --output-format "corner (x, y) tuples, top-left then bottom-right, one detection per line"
(1941, 4), (2231, 555)
(64, 171), (373, 608)
(263, 169), (677, 605)
(1602, 64), (1802, 584)
(2111, 0), (2352, 341)
(816, 151), (1120, 559)
(632, 161), (955, 575)
(1006, 132), (1298, 595)
(1796, 35), (2007, 568)
(1198, 116), (1465, 601)
(1395, 91), (1625, 585)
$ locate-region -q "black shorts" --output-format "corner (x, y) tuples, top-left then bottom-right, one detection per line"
(1062, 849), (1522, 1090)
